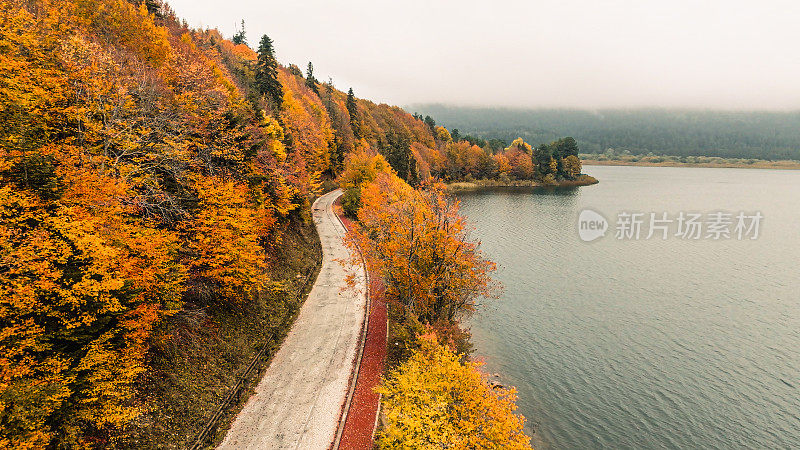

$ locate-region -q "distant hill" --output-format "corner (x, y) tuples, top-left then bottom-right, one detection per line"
(409, 105), (800, 160)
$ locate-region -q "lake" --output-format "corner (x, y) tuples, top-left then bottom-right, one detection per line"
(457, 165), (800, 449)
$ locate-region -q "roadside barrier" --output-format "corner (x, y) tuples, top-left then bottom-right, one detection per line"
(189, 258), (321, 449)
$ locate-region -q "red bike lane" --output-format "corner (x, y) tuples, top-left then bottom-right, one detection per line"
(334, 198), (388, 449)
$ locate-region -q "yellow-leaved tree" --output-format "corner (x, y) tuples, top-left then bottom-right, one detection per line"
(562, 154), (583, 179)
(377, 334), (532, 449)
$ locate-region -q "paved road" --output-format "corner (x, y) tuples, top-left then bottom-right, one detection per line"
(219, 189), (367, 449)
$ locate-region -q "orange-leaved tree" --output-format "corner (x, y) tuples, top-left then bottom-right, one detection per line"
(346, 172), (497, 325)
(336, 149), (393, 217)
(185, 175), (275, 302)
(0, 145), (185, 448)
(279, 70), (335, 175)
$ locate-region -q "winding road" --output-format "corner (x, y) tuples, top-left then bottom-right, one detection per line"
(219, 189), (367, 449)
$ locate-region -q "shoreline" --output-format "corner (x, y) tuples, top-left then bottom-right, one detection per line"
(446, 175), (599, 192)
(582, 159), (800, 170)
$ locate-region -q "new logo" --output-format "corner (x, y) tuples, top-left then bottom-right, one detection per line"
(578, 209), (608, 242)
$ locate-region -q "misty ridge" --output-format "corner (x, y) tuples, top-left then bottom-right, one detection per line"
(411, 105), (800, 161)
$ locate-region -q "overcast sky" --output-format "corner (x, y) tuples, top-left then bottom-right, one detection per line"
(166, 0), (800, 110)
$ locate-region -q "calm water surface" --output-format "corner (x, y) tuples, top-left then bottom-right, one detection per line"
(457, 166), (800, 449)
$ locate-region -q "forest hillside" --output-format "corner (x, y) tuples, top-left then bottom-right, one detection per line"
(1, 0), (561, 446)
(413, 104), (800, 160)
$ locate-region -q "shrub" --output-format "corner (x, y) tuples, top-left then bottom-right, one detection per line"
(319, 178), (339, 193)
(341, 186), (362, 218)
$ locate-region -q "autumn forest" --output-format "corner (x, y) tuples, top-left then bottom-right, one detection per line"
(0, 0), (595, 447)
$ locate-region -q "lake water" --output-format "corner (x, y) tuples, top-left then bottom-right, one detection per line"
(457, 165), (800, 449)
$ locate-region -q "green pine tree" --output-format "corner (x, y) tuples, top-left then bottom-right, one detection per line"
(321, 80), (345, 173)
(145, 0), (162, 17)
(423, 115), (436, 133)
(381, 131), (413, 182)
(346, 88), (360, 139)
(232, 20), (247, 46)
(255, 34), (283, 108)
(305, 62), (319, 95)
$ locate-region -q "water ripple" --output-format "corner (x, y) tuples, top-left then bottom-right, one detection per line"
(461, 166), (800, 449)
